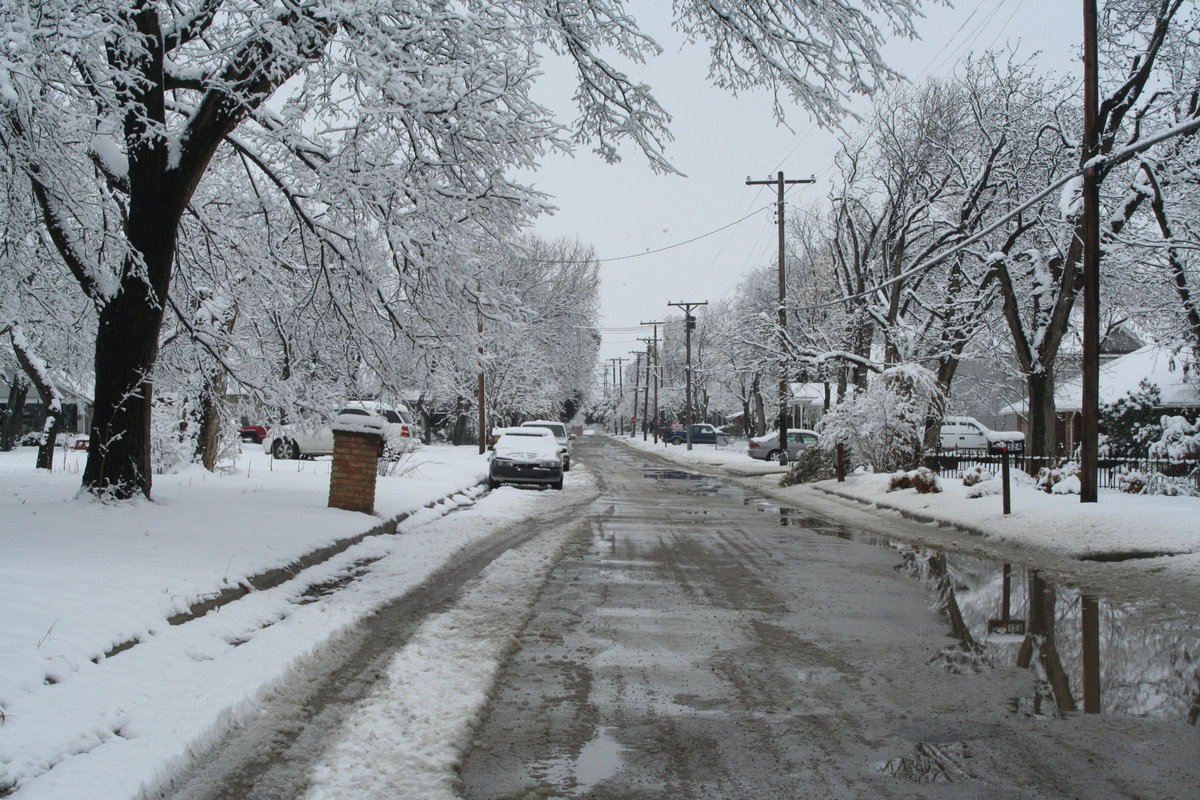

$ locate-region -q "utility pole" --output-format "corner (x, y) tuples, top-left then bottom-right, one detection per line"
(641, 320), (665, 443)
(629, 351), (643, 437)
(668, 301), (707, 450)
(747, 171), (814, 465)
(1081, 0), (1100, 503)
(638, 337), (653, 440)
(609, 357), (627, 435)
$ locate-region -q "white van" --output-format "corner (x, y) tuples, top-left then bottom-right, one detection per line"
(939, 416), (1024, 453)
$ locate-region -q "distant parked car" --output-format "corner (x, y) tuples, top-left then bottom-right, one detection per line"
(520, 419), (574, 470)
(488, 427), (564, 490)
(747, 428), (819, 462)
(264, 400), (418, 459)
(667, 424), (731, 446)
(938, 416), (1025, 454)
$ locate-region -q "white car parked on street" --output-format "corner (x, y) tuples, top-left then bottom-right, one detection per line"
(264, 400), (418, 459)
(520, 419), (574, 470)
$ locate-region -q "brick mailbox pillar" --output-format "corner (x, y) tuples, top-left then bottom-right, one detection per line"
(328, 416), (384, 514)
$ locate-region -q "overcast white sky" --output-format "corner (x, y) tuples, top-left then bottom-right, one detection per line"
(522, 0), (1080, 367)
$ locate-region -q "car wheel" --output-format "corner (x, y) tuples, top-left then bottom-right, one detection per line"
(669, 436), (683, 446)
(552, 477), (563, 490)
(766, 449), (780, 462)
(563, 458), (571, 472)
(487, 477), (500, 490)
(272, 438), (299, 459)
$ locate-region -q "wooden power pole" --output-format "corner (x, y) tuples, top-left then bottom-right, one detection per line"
(641, 320), (665, 443)
(747, 171), (814, 465)
(668, 301), (707, 450)
(1081, 0), (1100, 502)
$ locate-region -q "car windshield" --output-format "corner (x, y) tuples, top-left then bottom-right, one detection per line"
(524, 423), (566, 438)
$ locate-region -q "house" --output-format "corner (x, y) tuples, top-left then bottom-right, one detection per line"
(998, 345), (1200, 453)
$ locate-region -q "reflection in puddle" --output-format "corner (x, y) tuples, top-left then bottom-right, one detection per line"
(640, 458), (1200, 724)
(539, 727), (627, 792)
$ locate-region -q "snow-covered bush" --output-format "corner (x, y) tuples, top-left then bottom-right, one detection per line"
(1099, 379), (1163, 457)
(780, 444), (836, 486)
(1036, 462), (1081, 494)
(817, 364), (942, 474)
(964, 467), (1036, 498)
(1116, 469), (1148, 494)
(1140, 474), (1200, 497)
(150, 396), (202, 475)
(960, 465), (987, 487)
(888, 467), (941, 494)
(1149, 414), (1200, 462)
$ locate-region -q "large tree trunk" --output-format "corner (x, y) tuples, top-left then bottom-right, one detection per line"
(1025, 366), (1057, 474)
(83, 197), (178, 498)
(83, 274), (170, 499)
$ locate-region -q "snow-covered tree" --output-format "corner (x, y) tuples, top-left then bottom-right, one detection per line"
(0, 0), (931, 499)
(816, 362), (942, 472)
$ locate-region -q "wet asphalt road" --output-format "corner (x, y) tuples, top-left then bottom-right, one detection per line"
(457, 435), (1199, 799)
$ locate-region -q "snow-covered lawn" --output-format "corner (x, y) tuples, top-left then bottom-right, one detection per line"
(619, 432), (1200, 606)
(0, 443), (594, 799)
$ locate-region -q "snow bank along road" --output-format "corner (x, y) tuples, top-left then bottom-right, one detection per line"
(158, 481), (600, 800)
(459, 436), (1199, 799)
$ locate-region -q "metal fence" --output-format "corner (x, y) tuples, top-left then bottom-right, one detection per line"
(927, 450), (1200, 492)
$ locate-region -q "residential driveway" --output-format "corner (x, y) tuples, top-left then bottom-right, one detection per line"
(458, 435), (1199, 799)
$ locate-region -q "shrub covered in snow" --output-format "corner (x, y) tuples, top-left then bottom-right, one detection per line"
(1116, 469), (1148, 494)
(780, 444), (836, 486)
(817, 364), (942, 473)
(888, 467), (942, 494)
(1150, 414), (1200, 462)
(1099, 379), (1164, 457)
(960, 465), (987, 487)
(1037, 462), (1081, 494)
(964, 467), (1036, 498)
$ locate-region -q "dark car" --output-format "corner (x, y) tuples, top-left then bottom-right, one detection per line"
(487, 428), (564, 490)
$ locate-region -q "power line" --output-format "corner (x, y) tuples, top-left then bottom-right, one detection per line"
(588, 204), (771, 263)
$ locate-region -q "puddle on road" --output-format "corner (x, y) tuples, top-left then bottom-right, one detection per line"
(641, 462), (1200, 724)
(539, 727), (628, 793)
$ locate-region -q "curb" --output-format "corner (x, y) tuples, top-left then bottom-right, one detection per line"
(805, 482), (994, 539)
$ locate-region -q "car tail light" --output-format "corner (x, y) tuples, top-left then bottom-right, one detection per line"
(400, 425), (411, 437)
(749, 441), (760, 448)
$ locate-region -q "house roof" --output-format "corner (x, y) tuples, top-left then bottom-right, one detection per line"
(999, 345), (1199, 416)
(787, 381), (831, 408)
